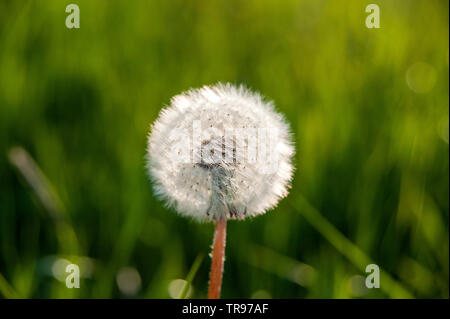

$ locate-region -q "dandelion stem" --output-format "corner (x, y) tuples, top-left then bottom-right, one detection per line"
(208, 219), (227, 299)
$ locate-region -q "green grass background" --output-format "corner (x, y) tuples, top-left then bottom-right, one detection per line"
(0, 0), (448, 298)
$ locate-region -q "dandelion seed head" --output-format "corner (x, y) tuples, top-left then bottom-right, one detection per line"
(147, 83), (295, 222)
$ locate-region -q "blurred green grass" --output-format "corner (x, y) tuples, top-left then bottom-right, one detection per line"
(0, 0), (448, 298)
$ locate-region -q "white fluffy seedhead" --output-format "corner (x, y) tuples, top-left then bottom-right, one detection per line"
(147, 83), (294, 222)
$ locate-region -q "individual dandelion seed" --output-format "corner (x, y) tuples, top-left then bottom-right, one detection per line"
(146, 83), (295, 299)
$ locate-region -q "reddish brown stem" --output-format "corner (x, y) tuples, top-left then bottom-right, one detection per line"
(208, 219), (227, 299)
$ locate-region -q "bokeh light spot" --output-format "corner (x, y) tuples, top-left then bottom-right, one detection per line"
(51, 258), (71, 282)
(168, 279), (193, 299)
(348, 275), (368, 297)
(406, 62), (437, 93)
(116, 267), (142, 296)
(251, 290), (272, 299)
